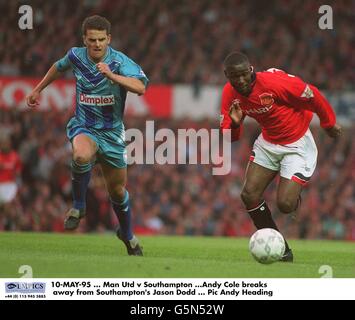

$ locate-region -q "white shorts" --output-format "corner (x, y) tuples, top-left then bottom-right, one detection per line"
(0, 182), (18, 204)
(250, 129), (318, 185)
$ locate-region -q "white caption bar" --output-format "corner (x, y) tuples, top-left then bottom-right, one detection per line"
(1, 278), (354, 300)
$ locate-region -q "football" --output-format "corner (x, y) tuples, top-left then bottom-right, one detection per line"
(249, 228), (286, 264)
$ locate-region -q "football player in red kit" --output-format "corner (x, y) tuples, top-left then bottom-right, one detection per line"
(220, 52), (342, 262)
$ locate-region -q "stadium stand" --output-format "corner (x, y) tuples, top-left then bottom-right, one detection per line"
(0, 0), (354, 89)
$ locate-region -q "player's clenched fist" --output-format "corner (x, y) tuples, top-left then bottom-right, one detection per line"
(96, 62), (113, 79)
(324, 123), (342, 138)
(229, 99), (243, 126)
(26, 91), (40, 108)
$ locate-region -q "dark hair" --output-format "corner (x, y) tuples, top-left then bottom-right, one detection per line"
(82, 15), (111, 35)
(224, 52), (250, 67)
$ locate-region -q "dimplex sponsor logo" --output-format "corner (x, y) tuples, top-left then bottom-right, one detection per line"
(5, 282), (46, 293)
(245, 105), (273, 115)
(126, 121), (232, 175)
(79, 93), (115, 106)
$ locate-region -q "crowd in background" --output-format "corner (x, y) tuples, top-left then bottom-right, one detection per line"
(1, 110), (354, 240)
(1, 0), (354, 90)
(0, 1), (354, 240)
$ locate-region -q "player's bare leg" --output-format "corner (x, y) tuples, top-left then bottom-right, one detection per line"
(241, 162), (293, 261)
(101, 163), (142, 256)
(277, 177), (303, 215)
(64, 134), (97, 230)
(273, 177), (304, 262)
(241, 161), (277, 209)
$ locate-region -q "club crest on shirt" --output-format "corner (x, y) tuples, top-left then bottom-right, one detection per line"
(301, 85), (314, 98)
(259, 92), (274, 107)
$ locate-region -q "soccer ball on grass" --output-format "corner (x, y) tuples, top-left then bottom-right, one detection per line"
(249, 228), (286, 264)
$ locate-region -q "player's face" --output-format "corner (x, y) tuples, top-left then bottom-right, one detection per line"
(224, 63), (253, 96)
(83, 29), (111, 62)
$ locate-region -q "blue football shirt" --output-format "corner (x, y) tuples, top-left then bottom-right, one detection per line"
(56, 46), (149, 130)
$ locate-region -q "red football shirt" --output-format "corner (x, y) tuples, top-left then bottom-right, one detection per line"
(220, 68), (336, 144)
(0, 151), (22, 183)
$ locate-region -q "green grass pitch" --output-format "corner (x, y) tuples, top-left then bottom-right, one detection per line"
(0, 232), (354, 278)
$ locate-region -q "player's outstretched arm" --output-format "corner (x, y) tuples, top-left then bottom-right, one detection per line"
(26, 64), (63, 108)
(96, 62), (146, 95)
(270, 71), (342, 139)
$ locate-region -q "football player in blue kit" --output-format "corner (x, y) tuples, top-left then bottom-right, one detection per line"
(26, 15), (148, 256)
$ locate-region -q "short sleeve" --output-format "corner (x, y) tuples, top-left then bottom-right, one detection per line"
(55, 50), (72, 72)
(117, 53), (149, 87)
